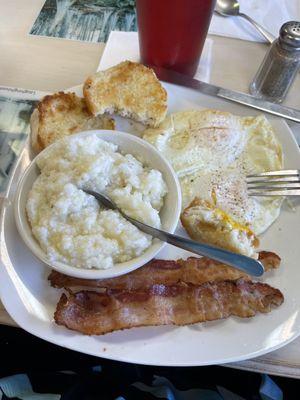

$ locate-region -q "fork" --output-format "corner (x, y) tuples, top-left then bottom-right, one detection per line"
(246, 170), (300, 196)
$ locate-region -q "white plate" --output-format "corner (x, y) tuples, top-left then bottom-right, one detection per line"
(1, 82), (300, 366)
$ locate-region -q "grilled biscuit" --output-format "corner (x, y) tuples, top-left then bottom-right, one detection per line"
(83, 61), (167, 127)
(30, 92), (115, 153)
(181, 197), (259, 258)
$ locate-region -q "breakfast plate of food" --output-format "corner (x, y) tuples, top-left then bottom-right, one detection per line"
(0, 61), (300, 366)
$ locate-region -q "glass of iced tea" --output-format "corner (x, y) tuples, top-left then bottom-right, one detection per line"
(136, 0), (216, 76)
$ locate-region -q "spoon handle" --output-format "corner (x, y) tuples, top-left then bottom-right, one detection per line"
(124, 214), (264, 277)
(86, 189), (264, 277)
(239, 13), (275, 44)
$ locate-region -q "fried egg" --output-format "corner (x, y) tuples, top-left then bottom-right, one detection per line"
(143, 110), (283, 235)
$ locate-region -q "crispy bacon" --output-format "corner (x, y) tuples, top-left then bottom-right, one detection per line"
(54, 279), (284, 335)
(49, 251), (281, 290)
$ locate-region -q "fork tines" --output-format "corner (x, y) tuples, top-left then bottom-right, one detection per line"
(246, 169), (300, 196)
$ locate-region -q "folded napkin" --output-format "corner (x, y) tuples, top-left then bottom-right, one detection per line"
(209, 0), (300, 42)
(98, 31), (213, 83)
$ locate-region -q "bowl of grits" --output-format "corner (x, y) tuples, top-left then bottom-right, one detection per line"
(14, 130), (181, 279)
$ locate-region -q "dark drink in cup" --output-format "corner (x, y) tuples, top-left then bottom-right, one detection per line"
(136, 0), (216, 76)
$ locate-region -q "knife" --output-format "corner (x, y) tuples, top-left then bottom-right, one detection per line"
(150, 65), (300, 123)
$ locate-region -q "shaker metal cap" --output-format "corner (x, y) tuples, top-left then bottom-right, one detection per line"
(280, 21), (300, 49)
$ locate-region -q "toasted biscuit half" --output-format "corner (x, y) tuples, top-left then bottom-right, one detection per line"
(181, 197), (259, 258)
(83, 61), (167, 127)
(31, 92), (115, 153)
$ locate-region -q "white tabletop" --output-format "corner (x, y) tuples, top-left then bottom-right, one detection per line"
(1, 0), (300, 378)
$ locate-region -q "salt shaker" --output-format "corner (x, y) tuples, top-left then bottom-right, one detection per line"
(250, 21), (300, 103)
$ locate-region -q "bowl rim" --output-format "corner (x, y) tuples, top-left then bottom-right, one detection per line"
(14, 129), (182, 279)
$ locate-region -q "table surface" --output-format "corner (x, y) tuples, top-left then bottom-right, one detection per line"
(1, 0), (300, 379)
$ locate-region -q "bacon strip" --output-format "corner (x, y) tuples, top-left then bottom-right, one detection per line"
(54, 279), (284, 335)
(49, 251), (281, 290)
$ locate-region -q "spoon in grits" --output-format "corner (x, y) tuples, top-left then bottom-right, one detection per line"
(84, 189), (264, 277)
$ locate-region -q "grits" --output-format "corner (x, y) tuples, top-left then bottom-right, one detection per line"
(26, 135), (167, 269)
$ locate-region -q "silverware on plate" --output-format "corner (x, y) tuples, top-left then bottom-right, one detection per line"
(83, 189), (264, 277)
(215, 0), (275, 43)
(247, 170), (300, 196)
(150, 65), (300, 123)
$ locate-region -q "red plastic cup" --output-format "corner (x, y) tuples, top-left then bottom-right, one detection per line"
(136, 0), (216, 76)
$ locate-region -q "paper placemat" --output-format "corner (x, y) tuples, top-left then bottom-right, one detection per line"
(0, 87), (48, 196)
(210, 0), (300, 42)
(29, 0), (136, 43)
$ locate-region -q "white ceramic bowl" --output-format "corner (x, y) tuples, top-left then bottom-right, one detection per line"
(14, 130), (181, 279)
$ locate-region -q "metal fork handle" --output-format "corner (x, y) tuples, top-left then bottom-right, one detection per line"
(247, 170), (300, 178)
(239, 13), (275, 43)
(121, 212), (264, 277)
(249, 190), (300, 196)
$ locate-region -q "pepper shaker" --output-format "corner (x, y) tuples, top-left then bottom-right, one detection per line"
(250, 21), (300, 103)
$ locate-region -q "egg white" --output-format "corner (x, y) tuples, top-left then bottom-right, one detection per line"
(143, 110), (283, 235)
